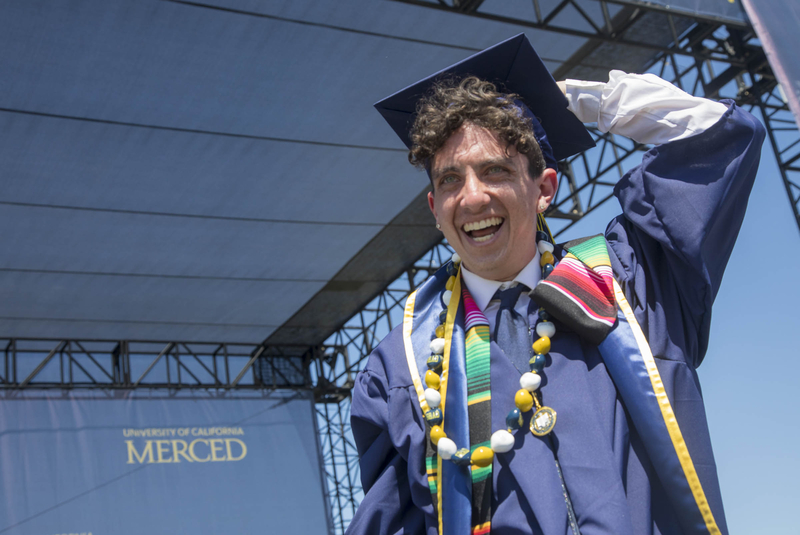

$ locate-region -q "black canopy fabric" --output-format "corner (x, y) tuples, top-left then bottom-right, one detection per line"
(0, 0), (628, 343)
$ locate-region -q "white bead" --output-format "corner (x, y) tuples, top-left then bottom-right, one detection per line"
(536, 321), (556, 338)
(425, 388), (441, 408)
(451, 252), (461, 265)
(490, 430), (515, 453)
(442, 290), (453, 306)
(538, 241), (554, 254)
(430, 338), (446, 355)
(437, 437), (457, 459)
(520, 372), (542, 392)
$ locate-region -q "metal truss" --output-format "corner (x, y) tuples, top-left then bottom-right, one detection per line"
(547, 126), (644, 235)
(751, 83), (800, 232)
(641, 21), (800, 233)
(0, 338), (310, 390)
(391, 0), (747, 64)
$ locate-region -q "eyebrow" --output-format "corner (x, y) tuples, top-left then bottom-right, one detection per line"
(481, 157), (515, 169)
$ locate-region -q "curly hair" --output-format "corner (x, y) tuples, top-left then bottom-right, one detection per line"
(408, 76), (546, 180)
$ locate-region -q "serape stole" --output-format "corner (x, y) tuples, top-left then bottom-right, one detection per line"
(532, 235), (617, 345)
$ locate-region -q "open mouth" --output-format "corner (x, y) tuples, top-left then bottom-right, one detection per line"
(462, 217), (504, 243)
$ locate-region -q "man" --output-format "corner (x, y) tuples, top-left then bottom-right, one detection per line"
(348, 35), (765, 535)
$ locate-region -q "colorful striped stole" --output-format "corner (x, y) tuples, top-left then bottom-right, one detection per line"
(532, 235), (617, 345)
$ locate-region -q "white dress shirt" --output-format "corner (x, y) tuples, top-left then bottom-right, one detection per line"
(459, 71), (728, 324)
(461, 251), (542, 334)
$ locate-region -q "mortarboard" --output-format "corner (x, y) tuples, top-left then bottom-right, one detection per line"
(374, 33), (595, 168)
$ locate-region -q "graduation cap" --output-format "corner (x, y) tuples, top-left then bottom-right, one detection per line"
(374, 33), (595, 169)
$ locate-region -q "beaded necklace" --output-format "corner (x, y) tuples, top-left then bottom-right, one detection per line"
(423, 234), (559, 469)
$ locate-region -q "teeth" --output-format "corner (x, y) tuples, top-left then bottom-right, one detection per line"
(462, 217), (503, 232)
(473, 233), (495, 243)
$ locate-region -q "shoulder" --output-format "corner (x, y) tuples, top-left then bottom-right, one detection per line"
(359, 324), (414, 390)
(357, 265), (451, 391)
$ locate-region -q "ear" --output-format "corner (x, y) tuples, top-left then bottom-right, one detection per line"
(537, 168), (558, 211)
(427, 191), (438, 221)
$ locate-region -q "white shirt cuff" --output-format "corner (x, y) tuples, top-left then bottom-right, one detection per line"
(565, 70), (729, 145)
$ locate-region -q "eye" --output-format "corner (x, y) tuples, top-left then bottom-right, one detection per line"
(439, 174), (459, 185)
(485, 165), (508, 176)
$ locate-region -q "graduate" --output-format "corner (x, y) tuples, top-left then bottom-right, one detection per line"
(348, 34), (765, 535)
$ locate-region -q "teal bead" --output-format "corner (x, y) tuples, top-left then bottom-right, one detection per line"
(543, 263), (554, 277)
(451, 448), (472, 466)
(439, 310), (448, 324)
(427, 353), (443, 371)
(424, 408), (443, 426)
(506, 408), (523, 431)
(538, 309), (550, 322)
(446, 262), (458, 276)
(536, 231), (550, 243)
(529, 354), (546, 374)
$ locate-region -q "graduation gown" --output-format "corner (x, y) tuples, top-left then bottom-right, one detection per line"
(347, 102), (765, 535)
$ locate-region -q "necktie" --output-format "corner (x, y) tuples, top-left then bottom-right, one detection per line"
(493, 284), (531, 374)
(494, 285), (583, 535)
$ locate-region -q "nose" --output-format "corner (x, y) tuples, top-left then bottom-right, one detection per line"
(461, 170), (490, 212)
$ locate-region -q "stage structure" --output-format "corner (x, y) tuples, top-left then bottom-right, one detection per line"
(3, 2), (799, 535)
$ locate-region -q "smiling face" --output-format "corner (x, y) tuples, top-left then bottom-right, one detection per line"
(428, 123), (557, 281)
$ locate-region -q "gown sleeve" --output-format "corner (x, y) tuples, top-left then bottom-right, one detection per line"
(345, 337), (433, 534)
(567, 71), (766, 367)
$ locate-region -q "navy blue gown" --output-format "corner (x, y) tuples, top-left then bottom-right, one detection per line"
(347, 102), (765, 535)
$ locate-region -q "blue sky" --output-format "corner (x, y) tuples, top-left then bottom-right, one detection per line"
(698, 132), (800, 534)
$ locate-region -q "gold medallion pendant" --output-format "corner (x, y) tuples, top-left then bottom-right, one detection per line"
(530, 406), (557, 436)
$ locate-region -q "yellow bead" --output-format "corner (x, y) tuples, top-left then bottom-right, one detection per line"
(425, 370), (441, 390)
(435, 324), (445, 338)
(430, 425), (447, 445)
(471, 446), (494, 468)
(514, 389), (534, 412)
(446, 276), (456, 291)
(540, 251), (555, 267)
(532, 336), (551, 355)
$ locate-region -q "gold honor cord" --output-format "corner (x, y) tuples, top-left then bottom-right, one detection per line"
(403, 289), (430, 414)
(438, 271), (462, 535)
(612, 279), (721, 535)
(401, 270), (463, 535)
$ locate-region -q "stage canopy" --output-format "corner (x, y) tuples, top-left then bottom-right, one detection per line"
(0, 0), (717, 345)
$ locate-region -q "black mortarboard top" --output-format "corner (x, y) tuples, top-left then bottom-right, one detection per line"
(374, 33), (595, 166)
